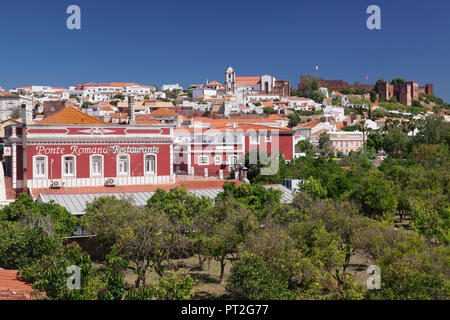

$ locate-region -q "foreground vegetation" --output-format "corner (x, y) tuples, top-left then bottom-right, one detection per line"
(0, 116), (448, 300)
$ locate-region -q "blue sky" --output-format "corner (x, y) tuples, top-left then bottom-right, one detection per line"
(1, 0), (449, 102)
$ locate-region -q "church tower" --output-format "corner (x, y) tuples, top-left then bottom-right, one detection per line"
(225, 66), (235, 94)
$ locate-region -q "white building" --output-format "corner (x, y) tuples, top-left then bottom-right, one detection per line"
(192, 87), (217, 100)
(161, 84), (183, 91)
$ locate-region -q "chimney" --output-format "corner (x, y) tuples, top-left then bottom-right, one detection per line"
(129, 96), (136, 125)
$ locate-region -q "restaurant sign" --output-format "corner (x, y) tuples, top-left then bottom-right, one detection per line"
(35, 145), (160, 156)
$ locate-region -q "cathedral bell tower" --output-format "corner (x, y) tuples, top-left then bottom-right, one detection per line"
(225, 66), (235, 94)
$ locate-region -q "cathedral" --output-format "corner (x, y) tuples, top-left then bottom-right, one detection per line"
(225, 66), (290, 100)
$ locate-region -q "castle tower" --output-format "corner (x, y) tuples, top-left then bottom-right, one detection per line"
(225, 66), (235, 94)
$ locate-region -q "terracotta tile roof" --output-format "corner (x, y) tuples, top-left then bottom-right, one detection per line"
(0, 270), (37, 300)
(38, 106), (106, 125)
(94, 102), (116, 108)
(311, 129), (328, 136)
(235, 76), (260, 85)
(32, 180), (242, 196)
(135, 115), (163, 125)
(150, 108), (178, 116)
(267, 114), (284, 120)
(206, 80), (223, 87)
(295, 121), (320, 128)
(0, 89), (14, 96)
(110, 112), (128, 118)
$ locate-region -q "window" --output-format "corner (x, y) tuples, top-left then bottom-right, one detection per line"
(265, 132), (272, 142)
(34, 156), (47, 178)
(91, 155), (103, 176)
(198, 156), (209, 165)
(214, 155), (222, 165)
(229, 155), (238, 166)
(118, 155), (129, 175)
(144, 154), (156, 174)
(63, 156), (75, 177)
(249, 134), (259, 144)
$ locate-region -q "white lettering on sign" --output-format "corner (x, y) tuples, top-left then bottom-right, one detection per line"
(70, 146), (108, 155)
(111, 145), (160, 154)
(35, 145), (160, 155)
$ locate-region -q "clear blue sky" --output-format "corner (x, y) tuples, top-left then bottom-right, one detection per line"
(1, 0), (449, 102)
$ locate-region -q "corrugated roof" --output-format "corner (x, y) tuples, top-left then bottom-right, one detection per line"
(37, 184), (293, 215)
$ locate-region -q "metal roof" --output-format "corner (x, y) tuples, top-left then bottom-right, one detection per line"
(37, 184), (294, 215)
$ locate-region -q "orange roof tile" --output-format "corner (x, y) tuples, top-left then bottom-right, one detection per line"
(150, 108), (178, 116)
(38, 106), (106, 125)
(0, 89), (14, 96)
(267, 114), (284, 120)
(295, 121), (320, 128)
(0, 270), (38, 300)
(235, 76), (260, 85)
(206, 80), (224, 87)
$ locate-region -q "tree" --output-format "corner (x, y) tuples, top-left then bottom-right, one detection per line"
(112, 207), (181, 286)
(362, 225), (450, 300)
(226, 252), (293, 299)
(414, 115), (448, 145)
(318, 131), (333, 158)
(125, 272), (196, 300)
(11, 106), (21, 119)
(0, 193), (77, 237)
(350, 171), (397, 218)
(391, 78), (406, 86)
(366, 132), (384, 152)
(217, 181), (282, 220)
(299, 176), (327, 200)
(383, 127), (407, 157)
(369, 90), (377, 103)
(147, 187), (212, 234)
(199, 198), (258, 283)
(0, 222), (61, 270)
(410, 200), (449, 245)
(296, 139), (315, 156)
(310, 91), (325, 103)
(83, 197), (183, 286)
(263, 106), (276, 114)
(113, 94), (125, 100)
